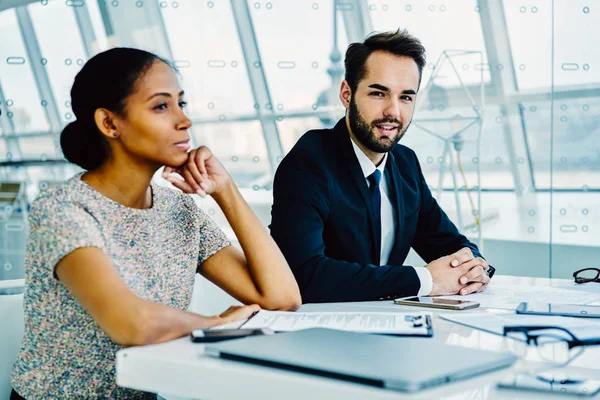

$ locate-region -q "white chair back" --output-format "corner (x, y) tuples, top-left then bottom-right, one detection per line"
(0, 280), (25, 400)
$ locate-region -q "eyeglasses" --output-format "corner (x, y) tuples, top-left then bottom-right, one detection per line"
(504, 326), (583, 367)
(502, 325), (600, 391)
(504, 325), (594, 349)
(573, 268), (600, 284)
(503, 325), (599, 367)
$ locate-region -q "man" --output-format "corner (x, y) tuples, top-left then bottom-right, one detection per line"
(270, 30), (494, 303)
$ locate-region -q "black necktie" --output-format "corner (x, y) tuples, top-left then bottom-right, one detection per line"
(367, 170), (382, 253)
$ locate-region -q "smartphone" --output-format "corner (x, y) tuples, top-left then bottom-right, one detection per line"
(190, 328), (274, 343)
(517, 302), (600, 319)
(394, 296), (480, 310)
(498, 373), (600, 397)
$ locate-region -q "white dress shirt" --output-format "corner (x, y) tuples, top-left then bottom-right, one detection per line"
(350, 138), (433, 296)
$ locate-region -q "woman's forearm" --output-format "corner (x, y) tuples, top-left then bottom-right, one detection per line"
(122, 301), (221, 346)
(213, 181), (301, 310)
(137, 303), (220, 346)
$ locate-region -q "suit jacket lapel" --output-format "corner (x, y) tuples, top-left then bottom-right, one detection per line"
(334, 119), (381, 264)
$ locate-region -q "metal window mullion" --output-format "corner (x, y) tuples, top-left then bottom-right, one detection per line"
(230, 0), (283, 175)
(1, 130), (58, 139)
(0, 81), (23, 158)
(153, 1), (175, 61)
(104, 0), (173, 60)
(341, 0), (372, 44)
(96, 0), (115, 36)
(478, 0), (535, 195)
(72, 1), (97, 59)
(0, 0), (37, 13)
(15, 5), (62, 151)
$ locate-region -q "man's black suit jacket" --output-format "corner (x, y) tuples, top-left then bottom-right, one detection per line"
(270, 118), (483, 303)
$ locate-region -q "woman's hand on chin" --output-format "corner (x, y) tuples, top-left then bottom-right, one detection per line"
(163, 146), (232, 197)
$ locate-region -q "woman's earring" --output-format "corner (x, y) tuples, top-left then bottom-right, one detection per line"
(113, 132), (119, 137)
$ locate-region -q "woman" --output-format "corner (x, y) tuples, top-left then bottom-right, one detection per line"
(10, 48), (301, 400)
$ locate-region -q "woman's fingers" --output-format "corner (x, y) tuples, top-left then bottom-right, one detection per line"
(194, 147), (211, 177)
(162, 166), (173, 178)
(180, 169), (201, 194)
(186, 152), (204, 186)
(165, 175), (195, 194)
(163, 147), (217, 196)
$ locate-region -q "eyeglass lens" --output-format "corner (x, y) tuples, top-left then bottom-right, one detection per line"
(575, 268), (600, 283)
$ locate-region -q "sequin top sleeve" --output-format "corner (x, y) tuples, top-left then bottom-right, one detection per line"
(180, 195), (231, 267)
(28, 194), (106, 278)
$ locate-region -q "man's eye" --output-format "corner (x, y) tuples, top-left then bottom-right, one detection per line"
(401, 96), (413, 102)
(370, 92), (385, 97)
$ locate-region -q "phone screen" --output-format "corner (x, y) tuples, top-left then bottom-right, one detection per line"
(521, 303), (600, 318)
(499, 373), (600, 396)
(191, 329), (268, 342)
(193, 329), (264, 338)
(401, 297), (474, 305)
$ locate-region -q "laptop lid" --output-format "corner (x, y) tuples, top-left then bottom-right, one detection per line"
(205, 328), (517, 392)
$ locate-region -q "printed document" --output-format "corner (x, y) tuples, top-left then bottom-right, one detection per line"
(214, 310), (432, 336)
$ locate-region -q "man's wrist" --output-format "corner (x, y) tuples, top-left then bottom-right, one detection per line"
(414, 266), (433, 296)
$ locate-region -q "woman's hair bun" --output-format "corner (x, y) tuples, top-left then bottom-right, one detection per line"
(60, 119), (107, 170)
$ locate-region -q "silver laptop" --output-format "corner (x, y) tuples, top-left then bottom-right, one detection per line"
(205, 328), (517, 392)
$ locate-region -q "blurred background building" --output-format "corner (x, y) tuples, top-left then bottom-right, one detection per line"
(0, 0), (599, 284)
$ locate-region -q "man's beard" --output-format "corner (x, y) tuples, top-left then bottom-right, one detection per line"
(348, 96), (408, 154)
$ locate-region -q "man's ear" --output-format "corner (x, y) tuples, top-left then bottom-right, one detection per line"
(94, 108), (119, 140)
(339, 80), (352, 109)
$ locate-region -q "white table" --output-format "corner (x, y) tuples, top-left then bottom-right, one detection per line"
(116, 276), (600, 399)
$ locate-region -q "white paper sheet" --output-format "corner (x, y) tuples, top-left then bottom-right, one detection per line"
(437, 283), (600, 310)
(224, 310), (432, 335)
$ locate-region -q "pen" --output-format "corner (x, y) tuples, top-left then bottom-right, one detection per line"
(237, 310), (260, 329)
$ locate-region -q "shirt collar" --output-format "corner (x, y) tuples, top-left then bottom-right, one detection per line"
(350, 137), (388, 179)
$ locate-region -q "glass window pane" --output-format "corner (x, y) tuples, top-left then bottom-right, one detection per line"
(19, 136), (59, 160)
(160, 0), (256, 118)
(191, 121), (269, 187)
(29, 0), (88, 125)
(1, 163), (79, 200)
(278, 117), (326, 154)
(101, 1), (172, 57)
(369, 1), (491, 87)
(504, 0), (553, 90)
(86, 0), (111, 53)
(520, 101), (550, 190)
(0, 9), (49, 136)
(250, 0), (349, 111)
(549, 1), (600, 189)
(525, 98), (600, 190)
(550, 0), (600, 271)
(554, 0), (600, 87)
(405, 104), (514, 190)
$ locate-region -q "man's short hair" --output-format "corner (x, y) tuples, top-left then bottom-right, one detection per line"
(344, 29), (427, 94)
